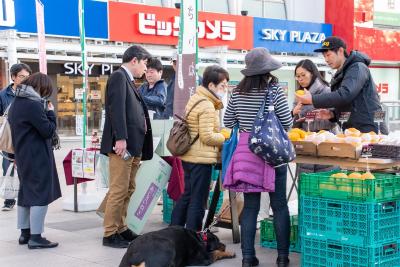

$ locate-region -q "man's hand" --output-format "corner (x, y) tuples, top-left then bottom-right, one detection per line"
(295, 89), (313, 105)
(113, 139), (127, 157)
(315, 109), (334, 120)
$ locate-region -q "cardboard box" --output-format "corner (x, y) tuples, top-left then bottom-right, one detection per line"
(318, 142), (361, 159)
(292, 141), (317, 156)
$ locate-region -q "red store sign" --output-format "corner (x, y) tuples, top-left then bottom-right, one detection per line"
(109, 2), (253, 50)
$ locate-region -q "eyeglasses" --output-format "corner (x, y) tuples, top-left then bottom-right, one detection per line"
(17, 75), (29, 79)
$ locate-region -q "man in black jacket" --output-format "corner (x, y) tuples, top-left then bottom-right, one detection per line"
(100, 45), (153, 248)
(296, 36), (387, 133)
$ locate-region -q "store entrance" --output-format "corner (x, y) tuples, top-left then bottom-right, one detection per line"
(56, 74), (107, 136)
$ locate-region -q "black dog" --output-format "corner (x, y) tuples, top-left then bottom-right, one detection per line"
(119, 226), (235, 267)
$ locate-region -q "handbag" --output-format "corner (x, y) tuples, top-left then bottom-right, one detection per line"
(0, 165), (19, 199)
(0, 105), (14, 154)
(248, 86), (296, 167)
(221, 125), (238, 182)
(95, 153), (109, 188)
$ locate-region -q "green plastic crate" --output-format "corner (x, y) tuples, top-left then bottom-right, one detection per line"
(260, 215), (300, 253)
(300, 170), (400, 202)
(301, 237), (400, 267)
(162, 189), (224, 224)
(300, 196), (400, 247)
(162, 189), (174, 224)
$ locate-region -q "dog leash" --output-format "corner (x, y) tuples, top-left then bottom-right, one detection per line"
(201, 192), (242, 235)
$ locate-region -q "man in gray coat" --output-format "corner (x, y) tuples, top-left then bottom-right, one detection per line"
(296, 36), (387, 134)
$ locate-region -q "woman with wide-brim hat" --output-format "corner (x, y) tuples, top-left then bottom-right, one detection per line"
(224, 47), (293, 267)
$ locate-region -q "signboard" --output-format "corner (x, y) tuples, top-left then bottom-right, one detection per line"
(75, 114), (83, 135)
(126, 153), (171, 234)
(90, 90), (101, 100)
(75, 88), (84, 100)
(71, 149), (96, 179)
(253, 17), (332, 53)
(0, 0), (108, 39)
(370, 68), (400, 102)
(108, 2), (253, 50)
(35, 0), (47, 74)
(374, 0), (400, 27)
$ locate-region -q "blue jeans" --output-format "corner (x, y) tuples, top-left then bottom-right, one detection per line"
(240, 165), (290, 259)
(170, 162), (212, 231)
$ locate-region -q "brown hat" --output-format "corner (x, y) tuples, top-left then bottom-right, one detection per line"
(241, 47), (282, 76)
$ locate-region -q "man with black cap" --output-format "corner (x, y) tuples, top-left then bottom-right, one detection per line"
(296, 36), (387, 133)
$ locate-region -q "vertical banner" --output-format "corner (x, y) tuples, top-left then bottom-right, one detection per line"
(78, 0), (88, 147)
(35, 0), (47, 74)
(173, 0), (198, 117)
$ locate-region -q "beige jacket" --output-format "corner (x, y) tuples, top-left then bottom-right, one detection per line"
(180, 86), (225, 164)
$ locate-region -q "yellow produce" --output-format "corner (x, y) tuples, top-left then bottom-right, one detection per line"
(361, 172), (375, 180)
(345, 128), (361, 137)
(348, 172), (362, 179)
(296, 90), (305, 96)
(288, 132), (301, 141)
(220, 128), (232, 139)
(331, 173), (348, 178)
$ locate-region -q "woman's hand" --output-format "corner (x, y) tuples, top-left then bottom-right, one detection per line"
(47, 101), (54, 111)
(292, 103), (303, 116)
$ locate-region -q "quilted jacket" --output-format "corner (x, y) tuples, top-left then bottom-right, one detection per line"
(180, 86), (225, 164)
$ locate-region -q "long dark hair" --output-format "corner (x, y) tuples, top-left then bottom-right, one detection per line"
(236, 73), (279, 94)
(295, 59), (329, 89)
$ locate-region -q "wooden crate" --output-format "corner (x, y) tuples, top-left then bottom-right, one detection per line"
(292, 141), (317, 156)
(317, 142), (361, 159)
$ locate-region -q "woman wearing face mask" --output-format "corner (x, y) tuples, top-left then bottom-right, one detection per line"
(170, 65), (229, 231)
(293, 59), (337, 173)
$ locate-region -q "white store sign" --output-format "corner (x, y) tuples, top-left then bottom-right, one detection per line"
(370, 68), (400, 102)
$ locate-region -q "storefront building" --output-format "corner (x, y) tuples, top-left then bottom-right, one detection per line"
(1, 0), (336, 135)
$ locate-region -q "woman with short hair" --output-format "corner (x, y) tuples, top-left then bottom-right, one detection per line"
(9, 72), (61, 249)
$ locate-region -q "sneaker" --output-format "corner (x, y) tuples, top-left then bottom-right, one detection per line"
(119, 229), (139, 242)
(28, 237), (58, 249)
(103, 233), (130, 248)
(2, 203), (15, 211)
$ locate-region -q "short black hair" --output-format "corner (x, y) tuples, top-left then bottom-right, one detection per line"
(146, 57), (163, 72)
(202, 65), (229, 88)
(10, 63), (32, 77)
(328, 47), (349, 58)
(122, 45), (151, 63)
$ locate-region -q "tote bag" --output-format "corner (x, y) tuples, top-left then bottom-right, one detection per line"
(0, 105), (14, 154)
(248, 86), (295, 167)
(221, 126), (238, 182)
(0, 165), (19, 199)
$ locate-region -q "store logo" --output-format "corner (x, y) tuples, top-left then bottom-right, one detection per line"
(261, 29), (326, 44)
(376, 83), (389, 94)
(0, 0), (16, 27)
(138, 13), (236, 41)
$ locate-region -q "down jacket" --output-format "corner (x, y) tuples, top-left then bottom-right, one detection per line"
(180, 86), (225, 164)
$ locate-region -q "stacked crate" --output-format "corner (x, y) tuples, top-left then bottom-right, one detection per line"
(260, 215), (300, 252)
(162, 166), (224, 224)
(299, 170), (400, 267)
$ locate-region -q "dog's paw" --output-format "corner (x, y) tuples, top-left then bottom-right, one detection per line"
(226, 252), (236, 259)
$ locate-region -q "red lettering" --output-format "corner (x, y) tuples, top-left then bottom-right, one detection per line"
(376, 83), (389, 94)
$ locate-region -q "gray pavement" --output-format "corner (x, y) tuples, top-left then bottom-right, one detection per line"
(0, 140), (300, 267)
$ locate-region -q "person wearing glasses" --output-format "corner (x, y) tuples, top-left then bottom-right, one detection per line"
(0, 63), (32, 211)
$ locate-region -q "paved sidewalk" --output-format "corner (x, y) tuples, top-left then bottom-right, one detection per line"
(0, 141), (300, 267)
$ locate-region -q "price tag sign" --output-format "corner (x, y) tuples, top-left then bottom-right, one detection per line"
(374, 111), (385, 123)
(305, 111), (318, 121)
(361, 144), (373, 158)
(339, 112), (351, 122)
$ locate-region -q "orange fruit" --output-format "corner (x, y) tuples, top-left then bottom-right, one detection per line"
(361, 172), (375, 179)
(295, 90), (305, 96)
(348, 172), (362, 179)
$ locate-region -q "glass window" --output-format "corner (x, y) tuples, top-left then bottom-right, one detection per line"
(145, 0), (162, 6)
(242, 0), (263, 18)
(263, 1), (286, 19)
(203, 0), (228, 14)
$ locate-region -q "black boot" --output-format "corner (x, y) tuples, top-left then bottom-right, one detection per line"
(103, 233), (130, 248)
(119, 229), (139, 242)
(242, 256), (259, 267)
(28, 234), (58, 249)
(18, 228), (30, 245)
(276, 255), (290, 267)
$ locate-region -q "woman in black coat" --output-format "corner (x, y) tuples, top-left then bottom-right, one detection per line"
(8, 72), (61, 249)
